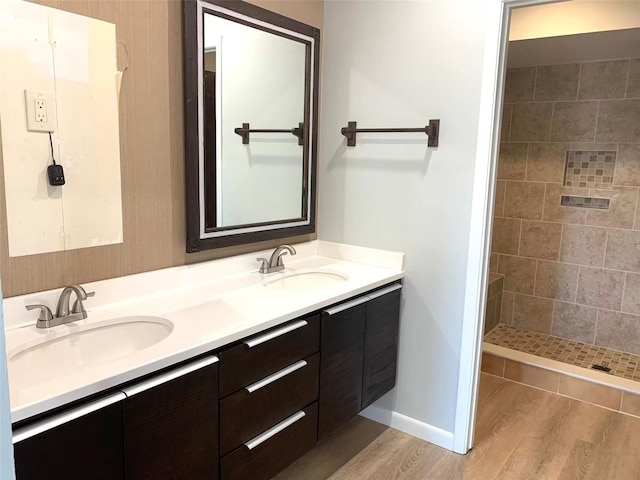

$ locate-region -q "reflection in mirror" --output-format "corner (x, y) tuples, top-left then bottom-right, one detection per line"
(203, 13), (307, 229)
(184, 0), (319, 252)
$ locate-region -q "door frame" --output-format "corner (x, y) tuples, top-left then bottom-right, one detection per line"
(452, 0), (565, 454)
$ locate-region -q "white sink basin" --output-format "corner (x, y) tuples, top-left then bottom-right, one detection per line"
(263, 270), (349, 292)
(8, 316), (173, 382)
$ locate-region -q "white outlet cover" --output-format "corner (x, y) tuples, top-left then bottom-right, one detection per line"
(24, 90), (57, 133)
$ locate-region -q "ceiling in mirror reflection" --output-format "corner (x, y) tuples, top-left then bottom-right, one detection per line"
(202, 12), (308, 230)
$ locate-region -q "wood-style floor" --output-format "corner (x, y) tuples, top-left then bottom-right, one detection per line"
(275, 373), (640, 480)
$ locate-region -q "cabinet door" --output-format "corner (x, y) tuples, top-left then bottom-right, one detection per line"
(318, 298), (366, 439)
(13, 393), (125, 480)
(362, 284), (402, 409)
(123, 356), (219, 480)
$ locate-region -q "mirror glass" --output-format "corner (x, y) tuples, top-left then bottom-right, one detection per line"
(184, 1), (319, 252)
(203, 13), (307, 228)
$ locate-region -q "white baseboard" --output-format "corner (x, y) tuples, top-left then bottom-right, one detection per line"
(359, 405), (454, 451)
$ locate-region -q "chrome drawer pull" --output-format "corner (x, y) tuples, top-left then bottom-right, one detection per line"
(367, 283), (402, 301)
(245, 360), (307, 393)
(122, 356), (219, 397)
(245, 410), (306, 450)
(12, 392), (126, 444)
(244, 320), (308, 348)
(324, 296), (369, 316)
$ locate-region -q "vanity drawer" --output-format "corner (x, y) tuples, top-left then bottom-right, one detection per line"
(219, 315), (319, 397)
(220, 353), (319, 455)
(220, 402), (318, 480)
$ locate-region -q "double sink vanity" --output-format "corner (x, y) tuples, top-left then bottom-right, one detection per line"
(5, 241), (405, 479)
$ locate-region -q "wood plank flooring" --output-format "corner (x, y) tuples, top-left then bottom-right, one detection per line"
(275, 374), (640, 480)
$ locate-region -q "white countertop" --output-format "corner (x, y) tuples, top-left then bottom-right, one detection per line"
(4, 241), (404, 423)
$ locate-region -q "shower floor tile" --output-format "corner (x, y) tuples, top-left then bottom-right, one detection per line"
(485, 324), (640, 382)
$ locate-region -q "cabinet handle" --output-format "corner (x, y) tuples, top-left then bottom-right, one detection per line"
(245, 360), (307, 393)
(367, 283), (402, 301)
(245, 410), (306, 450)
(244, 320), (308, 348)
(12, 392), (126, 444)
(122, 356), (219, 397)
(324, 296), (369, 316)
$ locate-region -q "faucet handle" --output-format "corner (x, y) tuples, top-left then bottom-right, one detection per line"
(72, 291), (94, 314)
(25, 304), (54, 321)
(257, 257), (269, 273)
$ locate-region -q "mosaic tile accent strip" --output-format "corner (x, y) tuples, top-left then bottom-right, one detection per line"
(564, 150), (616, 189)
(560, 195), (610, 210)
(485, 324), (640, 383)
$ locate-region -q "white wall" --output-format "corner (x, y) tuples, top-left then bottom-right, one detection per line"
(0, 282), (15, 480)
(204, 14), (306, 227)
(319, 0), (490, 444)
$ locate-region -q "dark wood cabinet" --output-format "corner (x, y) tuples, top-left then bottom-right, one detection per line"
(220, 402), (318, 480)
(123, 356), (219, 480)
(362, 285), (402, 408)
(219, 315), (319, 397)
(319, 283), (402, 438)
(12, 283), (401, 480)
(318, 299), (367, 439)
(13, 393), (125, 480)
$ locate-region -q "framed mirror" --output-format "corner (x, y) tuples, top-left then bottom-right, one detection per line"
(183, 0), (320, 253)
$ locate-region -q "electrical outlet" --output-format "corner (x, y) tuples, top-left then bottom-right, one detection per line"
(35, 99), (47, 123)
(25, 90), (56, 133)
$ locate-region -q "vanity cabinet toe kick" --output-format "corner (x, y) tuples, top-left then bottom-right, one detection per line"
(11, 282), (402, 480)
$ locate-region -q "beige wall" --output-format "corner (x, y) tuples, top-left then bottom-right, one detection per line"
(491, 57), (640, 354)
(0, 0), (322, 298)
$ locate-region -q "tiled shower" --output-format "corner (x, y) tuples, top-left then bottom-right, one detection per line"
(485, 57), (640, 380)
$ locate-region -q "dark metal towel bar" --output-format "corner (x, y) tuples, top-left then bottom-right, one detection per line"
(340, 119), (440, 147)
(234, 122), (304, 145)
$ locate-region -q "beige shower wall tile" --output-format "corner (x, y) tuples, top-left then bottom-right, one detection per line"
(481, 353), (505, 376)
(535, 261), (578, 302)
(627, 58), (640, 99)
(503, 181), (546, 220)
(596, 309), (640, 355)
(586, 187), (638, 230)
(613, 144), (640, 187)
(501, 104), (512, 142)
(558, 375), (622, 410)
(505, 67), (535, 103)
(526, 143), (569, 183)
(559, 224), (607, 267)
(491, 217), (521, 255)
(621, 391), (640, 418)
(501, 291), (515, 325)
(498, 143), (527, 180)
(504, 360), (559, 392)
(596, 99), (640, 143)
(552, 301), (597, 344)
(494, 180), (506, 217)
(604, 229), (640, 273)
(511, 103), (553, 142)
(485, 292), (501, 335)
(512, 294), (554, 333)
(551, 101), (599, 142)
(623, 273), (640, 316)
(578, 60), (629, 100)
(577, 267), (625, 310)
(498, 255), (537, 294)
(490, 253), (499, 273)
(519, 221), (562, 260)
(569, 142), (618, 152)
(535, 63), (580, 101)
(543, 183), (588, 225)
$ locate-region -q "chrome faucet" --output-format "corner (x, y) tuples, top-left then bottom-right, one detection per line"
(26, 285), (95, 329)
(257, 245), (297, 274)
